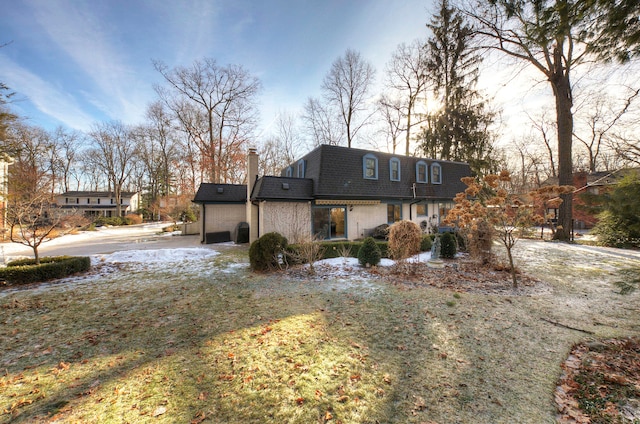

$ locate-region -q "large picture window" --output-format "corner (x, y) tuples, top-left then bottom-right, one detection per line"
(313, 207), (346, 240)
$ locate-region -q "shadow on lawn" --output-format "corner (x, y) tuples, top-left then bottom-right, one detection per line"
(2, 241), (639, 423)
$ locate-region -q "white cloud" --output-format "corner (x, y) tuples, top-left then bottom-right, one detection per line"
(0, 54), (95, 130)
(24, 0), (148, 123)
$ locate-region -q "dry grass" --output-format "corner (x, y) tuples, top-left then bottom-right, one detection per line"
(1, 241), (639, 423)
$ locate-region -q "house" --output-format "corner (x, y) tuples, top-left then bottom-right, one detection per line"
(55, 191), (140, 219)
(193, 144), (471, 243)
(0, 154), (12, 236)
(544, 168), (640, 229)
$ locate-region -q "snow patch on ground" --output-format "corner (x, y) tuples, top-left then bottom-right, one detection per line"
(93, 247), (219, 266)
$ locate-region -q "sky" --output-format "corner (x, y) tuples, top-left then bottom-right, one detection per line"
(0, 0), (450, 139)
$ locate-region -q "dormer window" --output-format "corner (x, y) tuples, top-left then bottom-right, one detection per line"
(297, 159), (305, 178)
(363, 154), (378, 180)
(416, 161), (428, 183)
(389, 158), (401, 181)
(431, 163), (442, 184)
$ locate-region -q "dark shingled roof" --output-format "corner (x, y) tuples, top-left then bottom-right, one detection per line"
(282, 145), (470, 201)
(193, 183), (247, 204)
(251, 176), (314, 201)
(60, 191), (137, 197)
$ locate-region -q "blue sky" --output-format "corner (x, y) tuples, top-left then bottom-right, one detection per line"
(1, 0), (439, 136)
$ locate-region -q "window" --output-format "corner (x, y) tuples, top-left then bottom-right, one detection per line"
(431, 163), (442, 184)
(285, 166), (293, 177)
(387, 203), (401, 224)
(76, 198), (79, 204)
(313, 207), (346, 240)
(87, 198), (90, 204)
(438, 202), (453, 223)
(297, 160), (305, 178)
(389, 158), (401, 181)
(97, 198), (101, 205)
(65, 198), (69, 204)
(363, 154), (378, 180)
(416, 161), (428, 183)
(416, 203), (428, 216)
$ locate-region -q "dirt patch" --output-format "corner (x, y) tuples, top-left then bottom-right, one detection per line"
(379, 257), (551, 296)
(283, 256), (550, 296)
(556, 337), (640, 423)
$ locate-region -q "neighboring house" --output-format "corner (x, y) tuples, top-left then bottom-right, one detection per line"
(55, 191), (140, 218)
(193, 144), (471, 243)
(0, 154), (12, 236)
(544, 168), (640, 229)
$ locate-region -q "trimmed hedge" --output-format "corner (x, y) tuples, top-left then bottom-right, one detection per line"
(289, 241), (389, 260)
(1, 256), (91, 285)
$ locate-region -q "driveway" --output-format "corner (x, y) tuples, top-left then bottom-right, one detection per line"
(0, 223), (216, 262)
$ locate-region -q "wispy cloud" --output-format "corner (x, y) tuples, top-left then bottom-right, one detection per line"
(25, 0), (147, 122)
(0, 54), (94, 130)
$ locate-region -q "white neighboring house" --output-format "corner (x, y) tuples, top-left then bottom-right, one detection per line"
(55, 191), (140, 218)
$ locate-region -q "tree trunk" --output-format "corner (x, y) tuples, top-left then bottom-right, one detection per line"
(550, 63), (574, 242)
(506, 245), (517, 288)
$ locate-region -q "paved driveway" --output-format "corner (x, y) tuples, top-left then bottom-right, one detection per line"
(0, 223), (217, 262)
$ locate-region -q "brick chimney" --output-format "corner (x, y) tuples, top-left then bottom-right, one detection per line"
(246, 148), (259, 243)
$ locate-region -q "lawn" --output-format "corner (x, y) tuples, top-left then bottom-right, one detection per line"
(1, 240), (639, 423)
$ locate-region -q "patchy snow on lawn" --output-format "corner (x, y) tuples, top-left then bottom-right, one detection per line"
(94, 247), (219, 266)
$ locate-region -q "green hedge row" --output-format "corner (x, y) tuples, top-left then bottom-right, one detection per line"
(1, 256), (91, 285)
(288, 241), (390, 259)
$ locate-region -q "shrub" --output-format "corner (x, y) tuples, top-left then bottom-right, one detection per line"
(466, 218), (494, 264)
(249, 232), (288, 271)
(286, 236), (325, 275)
(440, 232), (457, 259)
(95, 216), (125, 227)
(420, 235), (433, 252)
(592, 210), (638, 248)
(1, 256), (91, 285)
(124, 214), (143, 225)
(357, 237), (382, 267)
(388, 220), (421, 260)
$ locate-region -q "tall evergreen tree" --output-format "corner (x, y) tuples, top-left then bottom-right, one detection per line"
(417, 0), (498, 175)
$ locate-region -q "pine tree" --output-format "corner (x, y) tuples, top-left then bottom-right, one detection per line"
(417, 0), (499, 176)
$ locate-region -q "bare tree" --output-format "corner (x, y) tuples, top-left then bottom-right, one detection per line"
(7, 123), (53, 198)
(526, 112), (557, 178)
(51, 127), (83, 193)
(154, 58), (262, 184)
(382, 40), (430, 155)
(87, 121), (137, 217)
(573, 87), (640, 172)
(302, 97), (344, 146)
(259, 111), (306, 176)
(321, 49), (376, 147)
(377, 94), (405, 154)
(7, 192), (73, 264)
(466, 0), (638, 240)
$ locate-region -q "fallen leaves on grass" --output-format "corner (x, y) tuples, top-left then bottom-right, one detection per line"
(556, 337), (640, 423)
